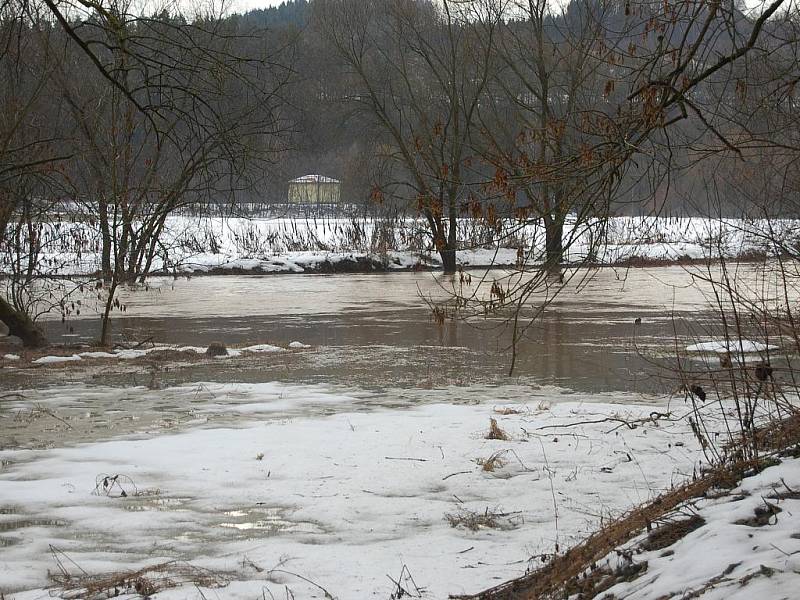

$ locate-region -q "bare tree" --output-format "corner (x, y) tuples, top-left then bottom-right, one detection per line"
(476, 0), (630, 274)
(315, 0), (502, 272)
(463, 0), (793, 372)
(0, 2), (75, 346)
(1, 0), (292, 346)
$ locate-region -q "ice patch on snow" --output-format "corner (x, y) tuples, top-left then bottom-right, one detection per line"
(686, 340), (778, 353)
(32, 354), (82, 364)
(241, 344), (285, 353)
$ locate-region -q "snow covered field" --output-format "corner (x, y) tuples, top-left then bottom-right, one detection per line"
(7, 215), (799, 277)
(0, 381), (711, 599)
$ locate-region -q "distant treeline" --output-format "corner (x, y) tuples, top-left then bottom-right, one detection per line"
(229, 0), (798, 219)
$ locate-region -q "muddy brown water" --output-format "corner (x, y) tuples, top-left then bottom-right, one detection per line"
(6, 265), (775, 394)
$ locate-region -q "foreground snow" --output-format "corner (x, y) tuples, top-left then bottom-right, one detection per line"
(593, 455), (800, 600)
(0, 381), (709, 598)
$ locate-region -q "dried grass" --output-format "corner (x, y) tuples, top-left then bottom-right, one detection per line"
(640, 514), (705, 551)
(733, 499), (782, 527)
(486, 418), (510, 441)
(205, 342), (228, 357)
(753, 412), (800, 454)
(560, 557), (648, 599)
(445, 507), (521, 532)
(139, 349), (200, 362)
(478, 451), (508, 472)
(51, 557), (229, 600)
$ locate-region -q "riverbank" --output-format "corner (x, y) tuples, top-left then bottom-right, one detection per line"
(461, 413), (800, 600)
(147, 250), (773, 277)
(4, 215), (796, 278)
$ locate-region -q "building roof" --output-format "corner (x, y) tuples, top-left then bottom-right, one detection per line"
(289, 174), (340, 184)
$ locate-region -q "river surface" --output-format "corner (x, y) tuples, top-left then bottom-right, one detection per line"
(25, 265), (776, 394)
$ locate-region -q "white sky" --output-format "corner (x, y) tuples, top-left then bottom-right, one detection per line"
(181, 0), (783, 20)
(228, 0), (287, 13)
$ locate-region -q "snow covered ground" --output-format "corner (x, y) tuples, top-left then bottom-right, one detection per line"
(0, 381), (714, 599)
(591, 455), (800, 600)
(7, 215), (798, 277)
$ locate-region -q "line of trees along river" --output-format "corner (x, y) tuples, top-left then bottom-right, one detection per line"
(1, 0), (798, 345)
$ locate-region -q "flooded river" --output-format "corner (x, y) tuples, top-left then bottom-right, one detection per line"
(25, 265), (762, 394)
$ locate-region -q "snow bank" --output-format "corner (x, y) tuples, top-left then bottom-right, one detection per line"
(5, 215), (797, 278)
(78, 351), (118, 359)
(597, 457), (800, 599)
(27, 342), (308, 366)
(31, 354), (82, 364)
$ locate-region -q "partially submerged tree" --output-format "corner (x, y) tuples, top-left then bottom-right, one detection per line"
(466, 0), (794, 371)
(0, 0), (292, 346)
(0, 3), (73, 346)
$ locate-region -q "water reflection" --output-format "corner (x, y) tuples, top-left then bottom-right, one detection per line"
(39, 266), (728, 324)
(25, 265), (786, 394)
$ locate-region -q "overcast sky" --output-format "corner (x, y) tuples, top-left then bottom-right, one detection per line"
(223, 0), (775, 18)
(228, 0), (287, 13)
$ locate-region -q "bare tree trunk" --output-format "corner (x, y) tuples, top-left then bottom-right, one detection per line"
(99, 200), (112, 281)
(544, 217), (563, 274)
(440, 247), (457, 273)
(0, 297), (47, 347)
(99, 279), (118, 346)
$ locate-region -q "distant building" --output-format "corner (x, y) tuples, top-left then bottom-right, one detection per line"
(287, 174), (341, 205)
